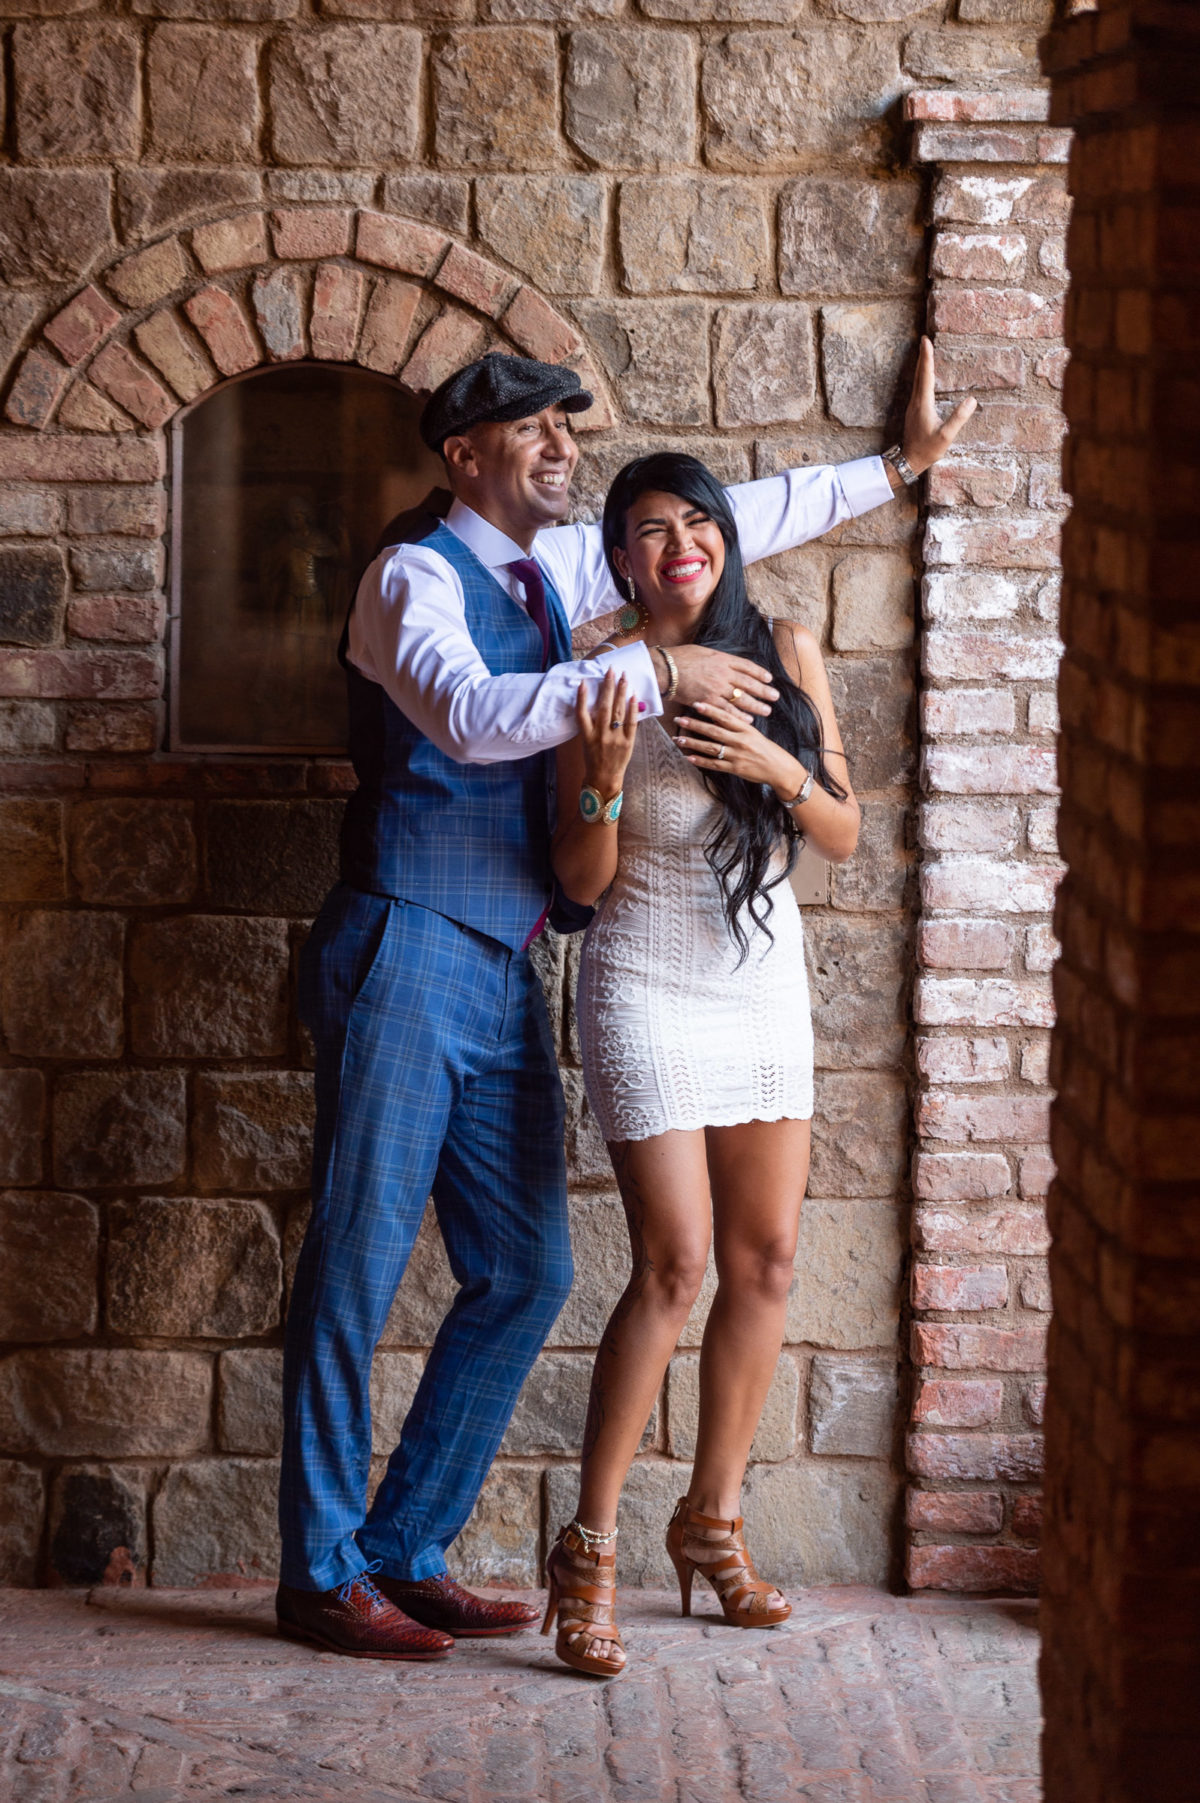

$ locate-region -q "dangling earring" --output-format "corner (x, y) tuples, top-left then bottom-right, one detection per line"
(616, 573), (650, 636)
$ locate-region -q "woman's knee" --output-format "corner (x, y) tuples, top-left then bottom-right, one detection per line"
(716, 1234), (797, 1305)
(643, 1245), (709, 1316)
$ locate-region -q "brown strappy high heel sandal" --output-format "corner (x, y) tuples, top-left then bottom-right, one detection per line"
(541, 1523), (626, 1678)
(665, 1497), (791, 1627)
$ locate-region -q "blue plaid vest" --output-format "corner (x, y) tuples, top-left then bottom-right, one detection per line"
(338, 521), (573, 951)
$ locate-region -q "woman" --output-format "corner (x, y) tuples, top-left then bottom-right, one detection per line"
(540, 451), (862, 1677)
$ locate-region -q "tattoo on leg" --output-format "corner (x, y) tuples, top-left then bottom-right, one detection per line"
(581, 1141), (655, 1464)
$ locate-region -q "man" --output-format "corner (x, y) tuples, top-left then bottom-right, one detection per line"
(277, 345), (972, 1659)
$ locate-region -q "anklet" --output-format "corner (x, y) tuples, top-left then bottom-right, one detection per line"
(570, 1518), (618, 1547)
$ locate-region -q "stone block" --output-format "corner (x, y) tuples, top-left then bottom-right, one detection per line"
(370, 1350), (425, 1454)
(153, 1457), (279, 1586)
(0, 700), (56, 752)
(194, 1072), (314, 1193)
(0, 1073), (45, 1185)
(271, 206), (353, 260)
(0, 490), (62, 537)
(714, 303), (816, 427)
(619, 178), (768, 295)
(68, 487), (167, 540)
(3, 911), (124, 1059)
(47, 1463), (146, 1588)
(70, 540), (162, 593)
(356, 210), (449, 279)
(547, 1193), (625, 1347)
(743, 547), (828, 638)
(130, 916), (289, 1057)
(569, 435), (751, 527)
(743, 1457), (894, 1585)
(5, 347), (71, 430)
(65, 703), (161, 754)
(252, 267), (307, 362)
(310, 262), (366, 362)
(703, 29), (900, 172)
(669, 1352), (797, 1461)
(572, 300), (709, 427)
(825, 653), (915, 793)
(106, 238), (190, 312)
(562, 1067), (612, 1188)
(830, 799), (909, 911)
(53, 1072), (186, 1190)
(433, 28), (558, 170)
(205, 799), (343, 915)
(57, 384), (133, 434)
(0, 1462), (44, 1585)
(806, 915), (906, 1071)
(501, 287), (581, 364)
(377, 1202), (459, 1346)
(502, 1352), (597, 1455)
(546, 1459), (692, 1587)
(808, 1353), (896, 1456)
(786, 1199), (903, 1349)
(382, 173), (469, 236)
(0, 1190), (97, 1341)
(0, 545), (66, 647)
(218, 1349), (284, 1456)
(6, 1349), (212, 1458)
(107, 1197), (281, 1338)
(477, 176), (605, 296)
(69, 798), (196, 905)
(779, 177), (924, 296)
(903, 26), (1039, 82)
(270, 27), (420, 166)
(268, 169), (372, 205)
(0, 170), (113, 285)
(358, 277), (423, 376)
(822, 301), (921, 430)
(184, 285), (261, 376)
(809, 1070), (907, 1198)
(0, 800), (63, 902)
(566, 29), (696, 171)
(148, 23), (259, 161)
(832, 550), (915, 651)
(445, 1465), (541, 1590)
(118, 168), (263, 243)
(13, 22), (140, 160)
(191, 212), (269, 274)
(44, 286), (121, 368)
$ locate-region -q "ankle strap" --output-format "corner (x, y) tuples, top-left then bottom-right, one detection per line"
(677, 1498), (743, 1533)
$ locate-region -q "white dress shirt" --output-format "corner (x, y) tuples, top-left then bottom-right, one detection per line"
(347, 456), (893, 765)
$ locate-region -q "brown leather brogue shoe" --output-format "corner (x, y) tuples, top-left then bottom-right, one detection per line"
(374, 1572), (541, 1638)
(276, 1572), (455, 1660)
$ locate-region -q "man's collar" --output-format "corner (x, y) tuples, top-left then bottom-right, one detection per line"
(445, 498), (530, 571)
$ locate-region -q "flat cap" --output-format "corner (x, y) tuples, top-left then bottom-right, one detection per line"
(419, 351), (592, 453)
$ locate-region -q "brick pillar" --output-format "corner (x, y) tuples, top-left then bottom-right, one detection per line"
(1040, 2), (1200, 1797)
(905, 87), (1071, 1590)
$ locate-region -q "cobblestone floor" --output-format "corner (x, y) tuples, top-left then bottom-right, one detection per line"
(0, 1585), (1041, 1803)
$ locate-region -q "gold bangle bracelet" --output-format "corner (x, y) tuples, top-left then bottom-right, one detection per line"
(655, 645), (679, 701)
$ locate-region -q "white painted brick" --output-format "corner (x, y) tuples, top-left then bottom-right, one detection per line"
(932, 174), (1035, 227)
(913, 1150), (1013, 1201)
(1028, 689), (1060, 734)
(919, 918), (1015, 970)
(924, 631), (1064, 683)
(1020, 1036), (1051, 1084)
(1024, 922), (1059, 972)
(918, 1091), (1052, 1143)
(1026, 804), (1059, 853)
(916, 1035), (1011, 1085)
(915, 976), (1055, 1028)
(919, 801), (1021, 856)
(922, 570), (1021, 625)
(915, 1204), (1050, 1257)
(921, 856), (1062, 913)
(921, 690), (1016, 736)
(923, 744), (1060, 796)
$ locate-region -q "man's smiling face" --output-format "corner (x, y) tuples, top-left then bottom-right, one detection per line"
(443, 406), (580, 547)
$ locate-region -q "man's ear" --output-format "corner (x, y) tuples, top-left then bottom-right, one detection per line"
(442, 432), (477, 481)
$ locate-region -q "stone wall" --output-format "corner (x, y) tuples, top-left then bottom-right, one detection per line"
(1038, 1), (1200, 1796)
(0, 0), (1059, 1592)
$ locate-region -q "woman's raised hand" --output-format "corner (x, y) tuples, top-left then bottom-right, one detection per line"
(674, 698), (797, 791)
(901, 335), (977, 474)
(577, 667), (639, 799)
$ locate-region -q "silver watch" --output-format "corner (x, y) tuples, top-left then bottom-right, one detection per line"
(784, 770), (815, 810)
(882, 444), (919, 486)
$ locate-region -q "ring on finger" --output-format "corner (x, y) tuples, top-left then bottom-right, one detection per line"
(730, 687), (742, 701)
(716, 744), (726, 761)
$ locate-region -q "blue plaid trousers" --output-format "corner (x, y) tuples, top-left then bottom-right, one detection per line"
(280, 884), (572, 1591)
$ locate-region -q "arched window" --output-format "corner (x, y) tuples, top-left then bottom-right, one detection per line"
(170, 364), (443, 753)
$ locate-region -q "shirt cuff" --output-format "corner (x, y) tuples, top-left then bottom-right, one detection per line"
(839, 455), (896, 516)
(597, 640), (664, 719)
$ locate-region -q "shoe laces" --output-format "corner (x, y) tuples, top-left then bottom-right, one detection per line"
(336, 1559), (384, 1606)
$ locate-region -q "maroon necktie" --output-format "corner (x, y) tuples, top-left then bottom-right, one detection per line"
(507, 558), (550, 667)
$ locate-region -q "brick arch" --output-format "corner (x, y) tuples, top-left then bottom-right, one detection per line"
(3, 205), (614, 435)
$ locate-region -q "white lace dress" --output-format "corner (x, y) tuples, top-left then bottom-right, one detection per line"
(576, 717), (814, 1143)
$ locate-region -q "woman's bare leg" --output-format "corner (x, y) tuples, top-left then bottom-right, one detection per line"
(563, 1128), (711, 1665)
(687, 1117), (810, 1611)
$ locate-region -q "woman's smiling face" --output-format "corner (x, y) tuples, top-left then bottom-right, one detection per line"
(613, 489), (727, 634)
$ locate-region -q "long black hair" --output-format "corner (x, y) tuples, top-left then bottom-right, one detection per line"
(602, 452), (848, 961)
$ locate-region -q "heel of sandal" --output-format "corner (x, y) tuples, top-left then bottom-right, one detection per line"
(667, 1545), (695, 1617)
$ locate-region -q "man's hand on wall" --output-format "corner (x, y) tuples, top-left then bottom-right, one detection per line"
(894, 335), (978, 482)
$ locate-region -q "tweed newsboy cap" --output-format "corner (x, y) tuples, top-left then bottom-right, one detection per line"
(419, 351), (592, 452)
